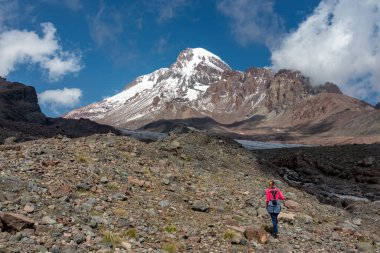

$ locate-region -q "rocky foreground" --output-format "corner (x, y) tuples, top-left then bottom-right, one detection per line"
(0, 133), (379, 253)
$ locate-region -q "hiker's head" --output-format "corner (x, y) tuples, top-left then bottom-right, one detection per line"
(269, 180), (275, 187)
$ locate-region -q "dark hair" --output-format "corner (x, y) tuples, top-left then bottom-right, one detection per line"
(269, 180), (275, 187)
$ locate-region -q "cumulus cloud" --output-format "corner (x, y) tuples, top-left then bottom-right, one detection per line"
(217, 0), (284, 47)
(271, 0), (380, 101)
(38, 87), (82, 111)
(0, 22), (82, 81)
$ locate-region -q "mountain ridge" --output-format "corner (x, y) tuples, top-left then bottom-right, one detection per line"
(64, 48), (380, 144)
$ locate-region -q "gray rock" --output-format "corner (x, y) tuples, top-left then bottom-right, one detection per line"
(0, 176), (23, 192)
(286, 192), (297, 200)
(4, 136), (17, 144)
(245, 198), (257, 208)
(159, 200), (170, 208)
(73, 232), (86, 244)
(191, 200), (210, 212)
(34, 245), (48, 252)
(100, 177), (109, 184)
(26, 181), (39, 192)
(41, 216), (56, 225)
(257, 207), (268, 217)
(50, 245), (61, 253)
(112, 193), (128, 201)
(356, 242), (373, 252)
(77, 182), (91, 191)
(162, 178), (171, 185)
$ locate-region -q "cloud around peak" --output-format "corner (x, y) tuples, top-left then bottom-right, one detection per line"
(271, 0), (380, 101)
(0, 22), (83, 81)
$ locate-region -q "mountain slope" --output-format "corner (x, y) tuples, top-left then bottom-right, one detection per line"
(65, 48), (380, 144)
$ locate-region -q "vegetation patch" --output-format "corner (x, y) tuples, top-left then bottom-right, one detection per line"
(162, 243), (177, 253)
(102, 230), (122, 246)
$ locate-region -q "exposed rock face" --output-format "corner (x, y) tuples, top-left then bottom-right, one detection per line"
(375, 102), (380, 109)
(0, 80), (120, 144)
(64, 48), (379, 144)
(0, 213), (35, 231)
(64, 48), (345, 128)
(0, 80), (46, 124)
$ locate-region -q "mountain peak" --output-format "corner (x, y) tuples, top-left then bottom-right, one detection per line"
(171, 48), (231, 74)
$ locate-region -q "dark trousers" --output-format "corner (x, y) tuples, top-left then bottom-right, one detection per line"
(270, 213), (279, 235)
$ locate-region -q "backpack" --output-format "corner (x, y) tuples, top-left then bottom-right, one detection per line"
(270, 190), (278, 205)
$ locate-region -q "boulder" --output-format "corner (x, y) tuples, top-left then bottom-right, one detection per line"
(257, 207), (268, 217)
(230, 233), (243, 244)
(0, 212), (35, 231)
(49, 185), (71, 198)
(284, 200), (301, 212)
(244, 227), (268, 244)
(278, 212), (296, 223)
(191, 200), (210, 212)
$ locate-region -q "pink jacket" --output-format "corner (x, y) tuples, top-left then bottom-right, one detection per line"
(265, 187), (285, 207)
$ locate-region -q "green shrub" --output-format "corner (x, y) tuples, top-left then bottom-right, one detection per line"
(102, 230), (121, 246)
(163, 243), (176, 253)
(124, 228), (138, 238)
(223, 229), (236, 240)
(164, 225), (177, 233)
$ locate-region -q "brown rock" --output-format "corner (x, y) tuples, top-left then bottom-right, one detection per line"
(0, 212), (34, 231)
(49, 184), (71, 198)
(284, 200), (301, 212)
(226, 225), (245, 233)
(244, 227), (268, 244)
(231, 233), (243, 244)
(278, 212), (296, 222)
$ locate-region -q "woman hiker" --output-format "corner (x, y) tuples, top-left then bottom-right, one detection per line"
(266, 180), (285, 238)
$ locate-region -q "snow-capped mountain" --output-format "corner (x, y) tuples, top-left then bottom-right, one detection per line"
(65, 48), (271, 128)
(65, 48), (377, 138)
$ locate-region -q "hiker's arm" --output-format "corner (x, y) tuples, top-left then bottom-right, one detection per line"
(278, 190), (285, 200)
(265, 189), (269, 207)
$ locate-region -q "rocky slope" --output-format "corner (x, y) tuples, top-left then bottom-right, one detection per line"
(64, 49), (380, 144)
(254, 144), (380, 205)
(0, 133), (379, 252)
(0, 79), (119, 144)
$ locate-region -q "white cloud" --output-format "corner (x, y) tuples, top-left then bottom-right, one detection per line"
(217, 0), (284, 47)
(155, 0), (189, 23)
(43, 0), (82, 11)
(271, 0), (380, 101)
(88, 3), (123, 47)
(38, 87), (82, 110)
(0, 22), (82, 81)
(0, 0), (19, 30)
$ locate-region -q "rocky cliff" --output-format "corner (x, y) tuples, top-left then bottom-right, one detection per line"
(0, 79), (119, 144)
(0, 79), (46, 124)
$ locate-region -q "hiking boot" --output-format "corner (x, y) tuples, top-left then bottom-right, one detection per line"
(274, 234), (278, 239)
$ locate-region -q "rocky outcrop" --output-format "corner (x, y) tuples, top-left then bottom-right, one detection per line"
(0, 80), (120, 144)
(0, 80), (46, 124)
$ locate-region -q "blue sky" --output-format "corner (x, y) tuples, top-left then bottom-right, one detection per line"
(1, 0), (379, 116)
